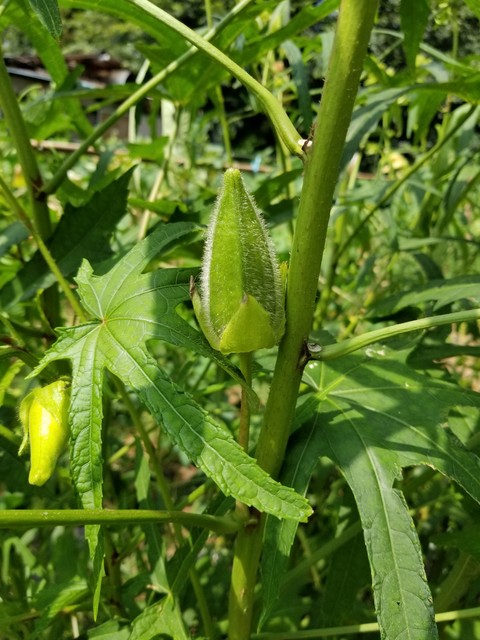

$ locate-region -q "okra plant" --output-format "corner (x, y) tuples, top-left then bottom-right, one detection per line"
(1, 1), (480, 639)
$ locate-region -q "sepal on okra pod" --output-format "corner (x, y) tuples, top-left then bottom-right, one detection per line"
(19, 379), (71, 486)
(191, 168), (285, 354)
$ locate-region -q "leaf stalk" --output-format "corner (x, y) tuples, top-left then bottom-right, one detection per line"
(314, 308), (480, 361)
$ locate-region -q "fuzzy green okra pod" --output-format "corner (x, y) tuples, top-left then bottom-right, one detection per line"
(191, 168), (285, 354)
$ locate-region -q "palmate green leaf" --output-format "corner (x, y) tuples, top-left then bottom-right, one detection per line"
(298, 350), (480, 639)
(33, 222), (310, 528)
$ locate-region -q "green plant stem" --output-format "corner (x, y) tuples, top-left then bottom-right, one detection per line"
(204, 0), (213, 28)
(0, 509), (241, 532)
(0, 175), (86, 321)
(250, 606), (480, 638)
(313, 308), (480, 361)
(0, 42), (51, 239)
(238, 352), (253, 451)
(129, 0), (302, 155)
(43, 0), (277, 196)
(227, 3), (379, 638)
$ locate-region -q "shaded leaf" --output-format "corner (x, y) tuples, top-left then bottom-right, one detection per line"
(414, 76), (480, 103)
(435, 526), (480, 561)
(282, 40), (312, 130)
(0, 171), (133, 309)
(0, 222), (29, 259)
(341, 88), (406, 172)
(32, 579), (89, 639)
(298, 350), (480, 639)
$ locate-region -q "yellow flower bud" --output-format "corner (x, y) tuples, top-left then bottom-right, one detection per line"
(19, 380), (70, 486)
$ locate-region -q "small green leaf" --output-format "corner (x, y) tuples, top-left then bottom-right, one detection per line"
(28, 0), (62, 39)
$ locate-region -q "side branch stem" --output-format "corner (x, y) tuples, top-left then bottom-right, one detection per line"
(0, 509), (242, 533)
(315, 308), (480, 361)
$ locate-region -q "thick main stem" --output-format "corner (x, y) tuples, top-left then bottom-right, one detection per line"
(228, 2), (379, 637)
(238, 352), (253, 452)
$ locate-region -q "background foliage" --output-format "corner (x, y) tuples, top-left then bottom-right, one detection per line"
(1, 0), (480, 638)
